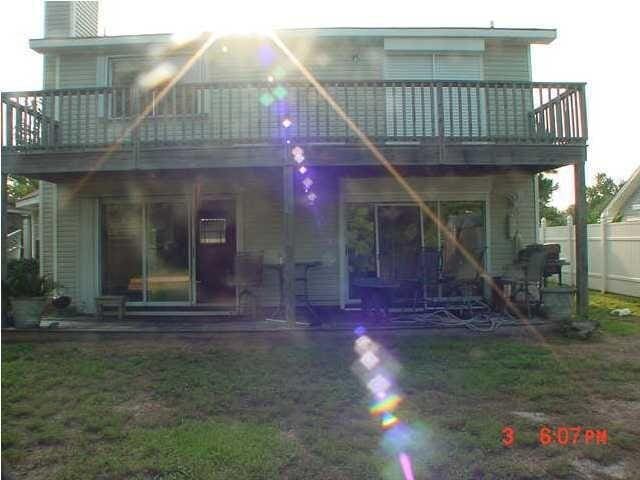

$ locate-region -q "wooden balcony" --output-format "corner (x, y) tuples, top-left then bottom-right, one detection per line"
(1, 80), (587, 175)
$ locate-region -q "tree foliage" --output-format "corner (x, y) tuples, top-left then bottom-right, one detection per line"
(560, 173), (623, 224)
(586, 173), (622, 223)
(538, 173), (566, 226)
(7, 175), (38, 201)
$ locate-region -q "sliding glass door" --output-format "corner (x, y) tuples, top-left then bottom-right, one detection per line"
(145, 201), (190, 302)
(101, 197), (190, 303)
(101, 203), (144, 301)
(345, 200), (485, 304)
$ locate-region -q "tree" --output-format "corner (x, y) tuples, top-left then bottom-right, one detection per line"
(563, 173), (623, 224)
(585, 173), (622, 223)
(7, 175), (38, 202)
(538, 173), (566, 226)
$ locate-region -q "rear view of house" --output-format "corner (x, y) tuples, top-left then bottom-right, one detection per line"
(1, 0), (591, 322)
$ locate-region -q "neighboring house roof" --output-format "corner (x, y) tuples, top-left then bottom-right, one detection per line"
(30, 27), (556, 54)
(601, 166), (640, 222)
(15, 189), (40, 211)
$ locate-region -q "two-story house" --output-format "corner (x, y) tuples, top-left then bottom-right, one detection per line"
(1, 1), (590, 323)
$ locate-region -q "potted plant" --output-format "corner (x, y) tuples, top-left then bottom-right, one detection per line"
(5, 259), (54, 328)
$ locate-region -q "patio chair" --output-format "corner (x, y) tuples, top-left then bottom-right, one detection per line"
(444, 247), (488, 317)
(510, 244), (547, 318)
(379, 250), (422, 313)
(416, 247), (443, 308)
(542, 243), (563, 285)
(232, 251), (264, 319)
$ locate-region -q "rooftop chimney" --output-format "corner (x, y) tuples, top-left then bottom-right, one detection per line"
(44, 1), (100, 38)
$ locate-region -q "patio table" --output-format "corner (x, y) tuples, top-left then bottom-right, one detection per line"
(264, 260), (322, 323)
(352, 277), (400, 319)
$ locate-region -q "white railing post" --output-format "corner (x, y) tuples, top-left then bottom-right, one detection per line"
(540, 217), (547, 244)
(600, 213), (608, 293)
(22, 215), (32, 259)
(567, 214), (575, 286)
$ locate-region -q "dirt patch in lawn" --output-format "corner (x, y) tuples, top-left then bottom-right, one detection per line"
(114, 393), (175, 427)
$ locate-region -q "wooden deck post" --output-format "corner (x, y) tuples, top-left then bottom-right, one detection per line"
(1, 174), (8, 282)
(282, 151), (296, 327)
(573, 158), (589, 319)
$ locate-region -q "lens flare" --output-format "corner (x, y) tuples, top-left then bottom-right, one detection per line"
(259, 92), (274, 107)
(367, 374), (391, 396)
(399, 453), (415, 480)
(352, 329), (421, 479)
(354, 326), (366, 336)
(354, 335), (375, 356)
(360, 351), (379, 370)
(381, 412), (400, 429)
(298, 166), (307, 174)
(258, 44), (277, 67)
(272, 85), (287, 99)
(370, 394), (402, 415)
(307, 192), (318, 203)
(302, 177), (314, 190)
(137, 63), (176, 90)
(281, 118), (292, 128)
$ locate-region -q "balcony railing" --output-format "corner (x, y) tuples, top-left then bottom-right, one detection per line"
(1, 81), (586, 152)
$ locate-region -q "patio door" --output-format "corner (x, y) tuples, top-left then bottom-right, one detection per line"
(195, 197), (237, 306)
(145, 200), (190, 302)
(344, 200), (485, 305)
(101, 197), (190, 304)
(376, 205), (422, 281)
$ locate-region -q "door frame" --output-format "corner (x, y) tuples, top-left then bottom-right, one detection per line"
(191, 190), (243, 306)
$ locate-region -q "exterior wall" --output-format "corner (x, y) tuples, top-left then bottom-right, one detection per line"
(483, 41), (531, 81)
(205, 38), (384, 82)
(621, 188), (640, 222)
(56, 184), (81, 302)
(44, 2), (72, 38)
(52, 170), (340, 311)
(38, 181), (56, 279)
(489, 171), (537, 273)
(49, 37), (532, 88)
(50, 170), (535, 312)
(59, 55), (98, 87)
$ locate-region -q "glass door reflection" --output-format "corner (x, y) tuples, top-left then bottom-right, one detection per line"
(145, 201), (190, 302)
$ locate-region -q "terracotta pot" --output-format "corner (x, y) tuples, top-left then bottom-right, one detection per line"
(11, 297), (48, 328)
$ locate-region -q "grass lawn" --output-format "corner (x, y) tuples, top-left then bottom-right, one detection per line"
(2, 292), (639, 479)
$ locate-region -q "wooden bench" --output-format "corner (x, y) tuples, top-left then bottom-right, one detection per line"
(95, 296), (126, 321)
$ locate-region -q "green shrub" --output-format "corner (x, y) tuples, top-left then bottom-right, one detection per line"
(5, 259), (54, 298)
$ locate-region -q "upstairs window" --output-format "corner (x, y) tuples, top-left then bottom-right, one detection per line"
(108, 56), (203, 118)
(384, 53), (483, 137)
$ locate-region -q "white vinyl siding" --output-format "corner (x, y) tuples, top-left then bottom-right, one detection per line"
(57, 185), (81, 302)
(483, 41), (533, 138)
(205, 39), (384, 82)
(483, 41), (530, 81)
(44, 2), (72, 37)
(621, 189), (640, 222)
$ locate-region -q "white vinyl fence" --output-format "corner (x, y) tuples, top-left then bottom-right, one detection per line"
(539, 217), (640, 297)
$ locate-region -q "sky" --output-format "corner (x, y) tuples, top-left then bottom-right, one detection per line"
(1, 0), (638, 208)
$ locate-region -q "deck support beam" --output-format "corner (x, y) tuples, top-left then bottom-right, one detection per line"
(573, 157), (589, 319)
(1, 174), (8, 281)
(282, 155), (296, 327)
